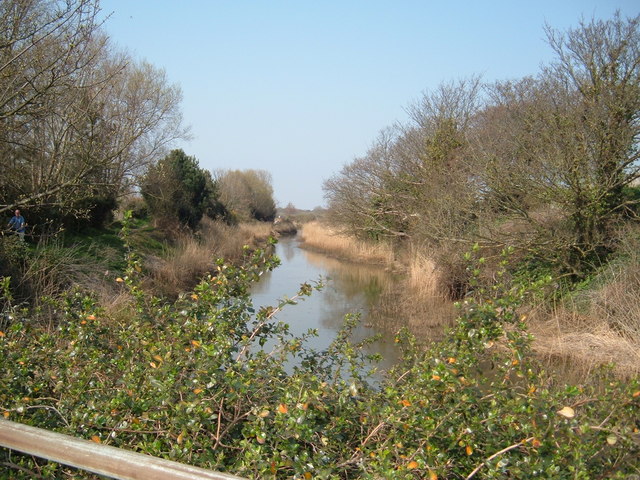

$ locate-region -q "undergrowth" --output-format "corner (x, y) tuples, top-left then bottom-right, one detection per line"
(0, 224), (638, 479)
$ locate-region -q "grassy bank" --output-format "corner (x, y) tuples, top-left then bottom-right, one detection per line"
(0, 215), (277, 319)
(529, 228), (640, 377)
(147, 217), (274, 297)
(299, 221), (640, 377)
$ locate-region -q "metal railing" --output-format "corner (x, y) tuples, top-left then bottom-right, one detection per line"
(0, 419), (245, 480)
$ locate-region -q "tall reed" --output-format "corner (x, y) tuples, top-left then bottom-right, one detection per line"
(299, 221), (455, 338)
(147, 218), (275, 296)
(407, 251), (445, 299)
(299, 221), (395, 265)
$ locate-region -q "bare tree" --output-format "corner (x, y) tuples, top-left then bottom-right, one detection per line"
(325, 78), (482, 245)
(470, 12), (640, 276)
(0, 1), (189, 219)
(324, 12), (640, 287)
(217, 169), (276, 222)
(0, 0), (102, 122)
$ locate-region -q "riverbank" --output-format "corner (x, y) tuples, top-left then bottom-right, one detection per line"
(0, 215), (278, 318)
(145, 217), (276, 297)
(299, 221), (640, 378)
(298, 221), (397, 266)
(299, 221), (456, 341)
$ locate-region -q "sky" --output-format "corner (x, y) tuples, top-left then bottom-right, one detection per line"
(99, 1), (639, 210)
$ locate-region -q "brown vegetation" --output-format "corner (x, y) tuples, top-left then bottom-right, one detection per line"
(531, 310), (640, 379)
(406, 249), (450, 299)
(147, 218), (274, 297)
(530, 226), (640, 377)
(300, 221), (456, 338)
(299, 221), (396, 265)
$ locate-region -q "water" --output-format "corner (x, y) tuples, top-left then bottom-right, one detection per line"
(251, 237), (610, 387)
(251, 235), (401, 371)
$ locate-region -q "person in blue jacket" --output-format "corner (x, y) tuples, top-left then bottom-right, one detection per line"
(7, 209), (26, 241)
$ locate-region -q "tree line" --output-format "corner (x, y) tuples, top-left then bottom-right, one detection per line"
(0, 0), (276, 236)
(140, 149), (276, 230)
(324, 12), (640, 291)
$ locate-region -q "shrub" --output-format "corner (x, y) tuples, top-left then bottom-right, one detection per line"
(141, 149), (225, 230)
(120, 195), (149, 220)
(0, 234), (638, 478)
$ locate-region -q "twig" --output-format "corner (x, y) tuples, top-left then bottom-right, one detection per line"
(361, 421), (388, 448)
(394, 369), (413, 385)
(213, 397), (224, 449)
(23, 404), (69, 427)
(1, 461), (43, 478)
(465, 437), (533, 480)
(596, 408), (615, 429)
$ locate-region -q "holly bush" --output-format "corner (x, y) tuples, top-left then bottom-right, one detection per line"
(0, 234), (638, 478)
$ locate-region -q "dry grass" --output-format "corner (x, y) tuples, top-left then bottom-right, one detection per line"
(299, 221), (396, 266)
(530, 308), (640, 379)
(236, 221), (274, 246)
(407, 251), (447, 299)
(396, 251), (456, 339)
(148, 235), (213, 295)
(147, 218), (275, 297)
(78, 219), (277, 320)
(1, 218), (277, 328)
(589, 257), (640, 344)
(302, 248), (393, 287)
(527, 227), (640, 378)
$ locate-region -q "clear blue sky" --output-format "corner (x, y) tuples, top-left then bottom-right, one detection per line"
(100, 1), (639, 210)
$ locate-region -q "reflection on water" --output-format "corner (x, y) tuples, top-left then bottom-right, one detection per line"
(250, 236), (401, 370)
(252, 237), (614, 384)
(302, 248), (397, 329)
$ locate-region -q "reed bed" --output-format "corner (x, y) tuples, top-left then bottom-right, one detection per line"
(300, 221), (455, 338)
(147, 218), (275, 296)
(299, 221), (396, 265)
(375, 291), (457, 342)
(407, 251), (447, 299)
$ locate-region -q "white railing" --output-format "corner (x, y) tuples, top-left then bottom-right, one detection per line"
(0, 419), (245, 480)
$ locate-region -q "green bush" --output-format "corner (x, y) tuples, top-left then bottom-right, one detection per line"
(141, 149), (226, 230)
(0, 232), (638, 478)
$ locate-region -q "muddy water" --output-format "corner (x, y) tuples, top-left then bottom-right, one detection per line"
(251, 235), (402, 371)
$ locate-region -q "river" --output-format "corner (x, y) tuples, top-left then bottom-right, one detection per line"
(251, 236), (613, 385)
(251, 235), (402, 371)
